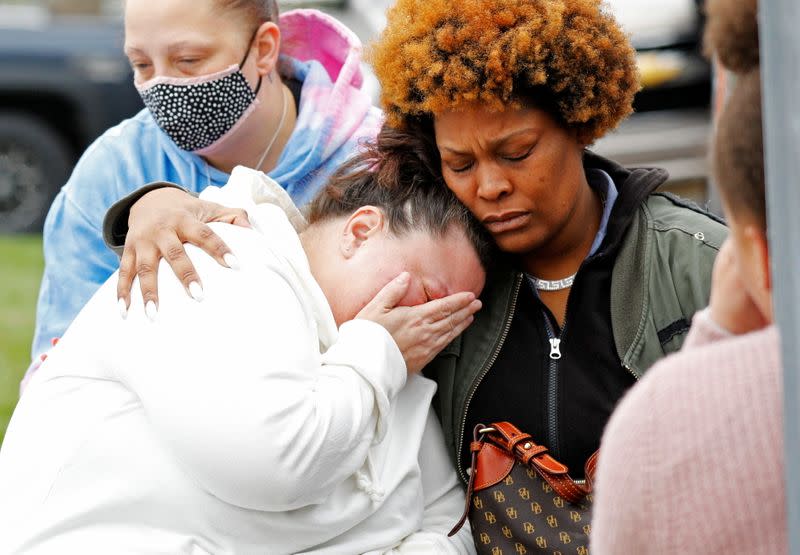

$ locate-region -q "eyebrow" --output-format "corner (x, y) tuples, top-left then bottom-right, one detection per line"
(166, 41), (214, 55)
(439, 127), (540, 155)
(124, 41), (213, 57)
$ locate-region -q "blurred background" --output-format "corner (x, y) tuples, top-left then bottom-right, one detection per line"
(0, 0), (716, 443)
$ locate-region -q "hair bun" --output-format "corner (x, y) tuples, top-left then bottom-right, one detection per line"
(704, 0), (760, 73)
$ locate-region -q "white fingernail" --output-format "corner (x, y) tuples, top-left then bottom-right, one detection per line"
(224, 253), (240, 270)
(145, 301), (158, 322)
(189, 281), (204, 302)
(118, 299), (128, 320)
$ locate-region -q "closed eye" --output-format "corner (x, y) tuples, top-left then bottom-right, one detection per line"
(447, 161), (474, 173)
(502, 147), (534, 163)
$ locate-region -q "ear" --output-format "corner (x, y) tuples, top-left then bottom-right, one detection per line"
(743, 224), (771, 293)
(253, 21), (281, 76)
(742, 223), (773, 321)
(340, 206), (385, 259)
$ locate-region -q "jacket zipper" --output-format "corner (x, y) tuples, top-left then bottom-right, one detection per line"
(456, 273), (524, 483)
(541, 308), (568, 458)
(622, 362), (639, 381)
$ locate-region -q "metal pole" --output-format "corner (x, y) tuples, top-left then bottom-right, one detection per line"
(758, 1), (800, 550)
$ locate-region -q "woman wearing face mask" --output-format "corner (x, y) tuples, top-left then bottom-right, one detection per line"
(27, 0), (381, 373)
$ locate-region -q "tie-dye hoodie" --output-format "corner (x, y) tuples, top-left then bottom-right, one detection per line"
(30, 9), (383, 363)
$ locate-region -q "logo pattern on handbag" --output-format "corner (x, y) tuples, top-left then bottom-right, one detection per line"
(450, 422), (597, 554)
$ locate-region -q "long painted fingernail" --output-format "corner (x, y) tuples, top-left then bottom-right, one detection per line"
(118, 298), (128, 320)
(189, 282), (204, 302)
(223, 253), (240, 270)
(145, 301), (158, 322)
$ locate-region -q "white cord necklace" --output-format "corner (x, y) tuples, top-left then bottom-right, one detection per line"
(255, 85), (289, 172)
(528, 273), (577, 292)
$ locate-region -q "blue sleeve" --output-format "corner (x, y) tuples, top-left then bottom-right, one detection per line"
(31, 141), (127, 359)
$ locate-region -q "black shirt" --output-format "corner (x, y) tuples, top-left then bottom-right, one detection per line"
(460, 160), (657, 477)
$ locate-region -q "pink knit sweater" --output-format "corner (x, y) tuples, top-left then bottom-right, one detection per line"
(591, 308), (786, 554)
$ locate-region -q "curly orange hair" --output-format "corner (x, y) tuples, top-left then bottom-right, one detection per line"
(369, 0), (640, 144)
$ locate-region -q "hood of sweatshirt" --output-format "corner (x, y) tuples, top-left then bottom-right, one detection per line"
(270, 9), (383, 204)
(199, 166), (340, 353)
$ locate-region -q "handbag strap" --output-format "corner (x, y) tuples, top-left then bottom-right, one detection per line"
(449, 422), (599, 537)
(488, 421), (596, 502)
(448, 424), (485, 537)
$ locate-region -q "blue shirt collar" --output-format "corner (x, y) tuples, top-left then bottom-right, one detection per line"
(587, 168), (619, 258)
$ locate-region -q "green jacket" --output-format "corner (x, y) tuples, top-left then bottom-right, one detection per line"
(425, 189), (728, 481)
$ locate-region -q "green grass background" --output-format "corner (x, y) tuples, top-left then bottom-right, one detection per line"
(0, 235), (43, 446)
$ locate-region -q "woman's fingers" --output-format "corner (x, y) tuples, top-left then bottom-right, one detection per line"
(181, 220), (237, 269)
(402, 296), (481, 372)
(438, 313), (475, 347)
(115, 189), (249, 318)
(116, 247), (136, 316)
(420, 292), (478, 325)
(354, 275), (481, 374)
(429, 299), (483, 335)
(208, 206), (252, 229)
(133, 244), (161, 320)
(356, 273), (412, 321)
(157, 233), (204, 302)
(372, 272), (412, 311)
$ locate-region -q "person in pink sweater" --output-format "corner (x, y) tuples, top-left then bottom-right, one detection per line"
(591, 0), (788, 553)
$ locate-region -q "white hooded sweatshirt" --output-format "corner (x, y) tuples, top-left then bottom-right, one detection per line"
(0, 168), (475, 554)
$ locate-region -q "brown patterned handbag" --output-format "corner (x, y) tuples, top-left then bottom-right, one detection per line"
(449, 422), (598, 555)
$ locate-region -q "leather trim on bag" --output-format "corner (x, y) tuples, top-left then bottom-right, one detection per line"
(473, 443), (515, 492)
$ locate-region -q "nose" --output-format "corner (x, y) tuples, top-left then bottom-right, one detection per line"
(475, 164), (513, 201)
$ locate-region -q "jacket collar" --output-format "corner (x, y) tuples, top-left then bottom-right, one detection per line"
(582, 151), (669, 260)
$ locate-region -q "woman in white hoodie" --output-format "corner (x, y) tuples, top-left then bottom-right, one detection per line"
(0, 131), (491, 554)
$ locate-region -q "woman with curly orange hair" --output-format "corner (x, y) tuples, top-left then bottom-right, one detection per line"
(368, 0), (727, 550)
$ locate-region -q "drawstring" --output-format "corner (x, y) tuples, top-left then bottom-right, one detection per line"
(355, 456), (385, 504)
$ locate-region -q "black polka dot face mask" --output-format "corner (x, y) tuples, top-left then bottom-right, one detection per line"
(136, 48), (263, 154)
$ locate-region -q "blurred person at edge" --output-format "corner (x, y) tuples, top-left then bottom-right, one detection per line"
(25, 0), (381, 384)
(592, 0), (787, 552)
(107, 0), (726, 527)
(0, 136), (488, 553)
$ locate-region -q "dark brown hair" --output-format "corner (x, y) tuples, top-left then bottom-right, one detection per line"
(369, 0), (640, 144)
(705, 0), (765, 229)
(308, 127), (495, 269)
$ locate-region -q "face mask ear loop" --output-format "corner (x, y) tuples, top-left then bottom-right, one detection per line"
(253, 75), (263, 97)
(240, 25), (266, 97)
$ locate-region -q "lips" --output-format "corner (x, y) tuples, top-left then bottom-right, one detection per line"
(481, 211), (532, 234)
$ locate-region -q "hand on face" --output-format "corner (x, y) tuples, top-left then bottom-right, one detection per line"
(709, 238), (768, 335)
(356, 272), (483, 374)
